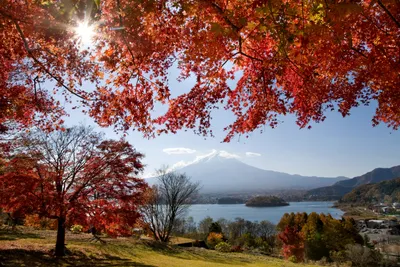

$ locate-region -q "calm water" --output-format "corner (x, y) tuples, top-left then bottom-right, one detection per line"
(187, 202), (343, 224)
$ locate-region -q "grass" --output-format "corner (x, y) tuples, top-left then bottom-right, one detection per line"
(0, 227), (322, 267)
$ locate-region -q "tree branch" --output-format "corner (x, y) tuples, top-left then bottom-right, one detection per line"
(9, 18), (92, 101)
(376, 0), (400, 28)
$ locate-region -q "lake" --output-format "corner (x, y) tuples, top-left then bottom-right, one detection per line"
(187, 201), (343, 224)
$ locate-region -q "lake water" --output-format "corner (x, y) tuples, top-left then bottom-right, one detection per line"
(187, 202), (343, 224)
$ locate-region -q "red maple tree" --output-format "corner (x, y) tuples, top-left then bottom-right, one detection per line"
(0, 126), (148, 256)
(1, 1), (399, 140)
(278, 225), (305, 262)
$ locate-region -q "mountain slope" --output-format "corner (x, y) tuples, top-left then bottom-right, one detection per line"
(340, 177), (400, 204)
(307, 165), (400, 199)
(147, 152), (347, 194)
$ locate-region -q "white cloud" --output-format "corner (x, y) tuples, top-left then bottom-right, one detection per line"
(163, 147), (196, 155)
(246, 152), (262, 157)
(166, 150), (241, 172)
(219, 150), (241, 159)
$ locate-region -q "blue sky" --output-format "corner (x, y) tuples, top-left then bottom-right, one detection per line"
(55, 67), (400, 179)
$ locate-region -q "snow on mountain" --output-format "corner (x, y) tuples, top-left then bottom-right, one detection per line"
(146, 150), (348, 194)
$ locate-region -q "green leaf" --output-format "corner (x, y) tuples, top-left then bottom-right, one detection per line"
(94, 0), (100, 8)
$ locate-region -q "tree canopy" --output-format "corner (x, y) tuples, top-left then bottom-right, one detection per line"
(1, 0), (399, 140)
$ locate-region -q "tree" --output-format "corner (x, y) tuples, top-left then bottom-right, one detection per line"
(302, 212), (328, 260)
(277, 212), (363, 262)
(1, 1), (399, 141)
(141, 169), (200, 242)
(209, 222), (222, 234)
(198, 216), (214, 238)
(216, 218), (231, 237)
(258, 220), (276, 241)
(0, 126), (148, 256)
(278, 225), (305, 262)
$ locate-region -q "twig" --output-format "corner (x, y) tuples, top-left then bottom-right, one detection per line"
(11, 18), (91, 101)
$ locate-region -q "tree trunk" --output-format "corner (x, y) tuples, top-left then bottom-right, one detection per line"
(55, 217), (66, 256)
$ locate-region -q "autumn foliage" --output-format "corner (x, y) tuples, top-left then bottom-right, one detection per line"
(207, 232), (225, 249)
(0, 0), (399, 140)
(277, 212), (362, 262)
(0, 126), (148, 255)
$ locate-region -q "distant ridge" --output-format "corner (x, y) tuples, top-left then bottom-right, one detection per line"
(147, 151), (348, 194)
(307, 165), (400, 199)
(340, 177), (400, 204)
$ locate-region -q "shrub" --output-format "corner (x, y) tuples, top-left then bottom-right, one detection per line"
(288, 255), (297, 263)
(345, 244), (382, 267)
(330, 250), (347, 265)
(207, 232), (224, 249)
(70, 224), (83, 234)
(215, 242), (231, 252)
(255, 237), (271, 254)
(230, 245), (243, 252)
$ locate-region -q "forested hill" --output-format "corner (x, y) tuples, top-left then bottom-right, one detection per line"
(307, 165), (400, 199)
(245, 196), (289, 207)
(339, 178), (400, 205)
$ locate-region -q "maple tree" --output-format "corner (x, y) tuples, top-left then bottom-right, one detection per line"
(1, 0), (399, 140)
(0, 126), (148, 256)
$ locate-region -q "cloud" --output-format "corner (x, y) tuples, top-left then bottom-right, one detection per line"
(219, 150), (241, 159)
(162, 147), (196, 155)
(166, 150), (240, 172)
(246, 152), (262, 157)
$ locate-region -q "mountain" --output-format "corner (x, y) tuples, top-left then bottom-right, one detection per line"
(307, 165), (400, 199)
(147, 151), (348, 194)
(340, 177), (400, 205)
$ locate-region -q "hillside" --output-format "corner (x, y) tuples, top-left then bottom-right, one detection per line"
(0, 228), (322, 267)
(148, 151), (347, 193)
(307, 165), (400, 199)
(340, 177), (400, 205)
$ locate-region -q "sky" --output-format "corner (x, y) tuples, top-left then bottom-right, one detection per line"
(55, 66), (400, 180)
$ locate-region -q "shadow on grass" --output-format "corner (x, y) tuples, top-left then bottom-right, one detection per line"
(0, 229), (42, 241)
(141, 240), (182, 257)
(141, 240), (246, 265)
(0, 249), (156, 267)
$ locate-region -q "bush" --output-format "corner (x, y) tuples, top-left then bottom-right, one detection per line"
(288, 255), (297, 263)
(330, 250), (347, 265)
(215, 242), (231, 252)
(345, 244), (382, 267)
(207, 232), (224, 249)
(230, 245), (243, 252)
(255, 237), (272, 254)
(70, 224), (83, 234)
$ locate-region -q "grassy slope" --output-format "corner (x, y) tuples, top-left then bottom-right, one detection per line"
(0, 228), (322, 267)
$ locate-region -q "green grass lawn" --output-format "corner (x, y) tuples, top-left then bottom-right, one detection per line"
(0, 227), (321, 267)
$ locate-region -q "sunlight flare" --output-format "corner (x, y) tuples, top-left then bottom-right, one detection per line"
(75, 21), (95, 44)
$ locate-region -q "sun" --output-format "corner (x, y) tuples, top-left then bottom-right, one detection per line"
(75, 21), (95, 44)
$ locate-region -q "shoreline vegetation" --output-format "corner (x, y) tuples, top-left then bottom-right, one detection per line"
(245, 196), (289, 207)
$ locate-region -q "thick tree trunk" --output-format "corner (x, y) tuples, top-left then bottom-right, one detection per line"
(55, 217), (66, 256)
